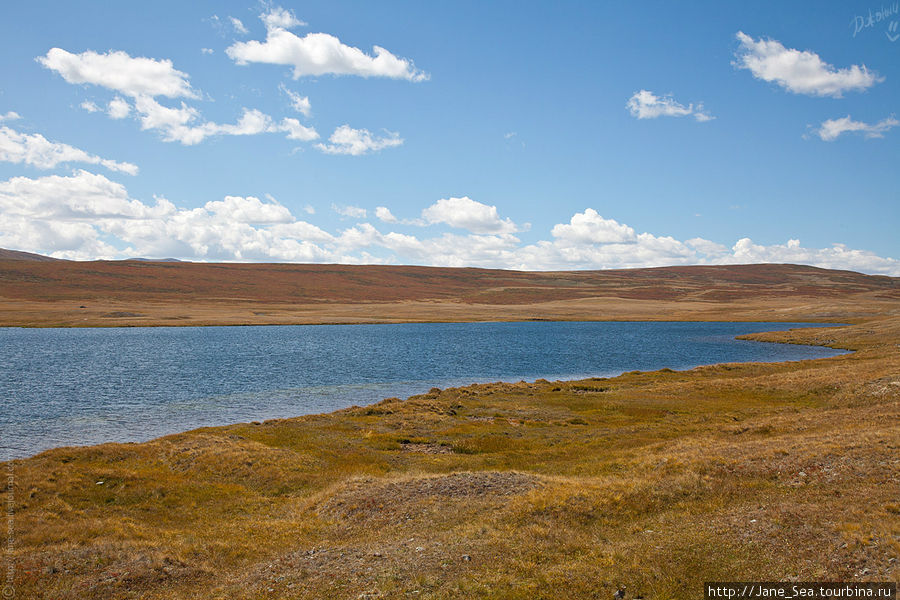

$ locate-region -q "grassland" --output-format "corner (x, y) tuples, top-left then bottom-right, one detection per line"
(0, 259), (897, 326)
(2, 313), (898, 598)
(1, 257), (899, 598)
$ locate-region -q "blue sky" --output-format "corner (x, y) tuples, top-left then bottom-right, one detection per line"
(1, 1), (898, 274)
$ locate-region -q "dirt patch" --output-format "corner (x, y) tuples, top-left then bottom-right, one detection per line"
(400, 442), (454, 454)
(318, 471), (541, 521)
(245, 539), (483, 599)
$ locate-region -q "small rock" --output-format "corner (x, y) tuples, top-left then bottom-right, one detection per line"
(415, 546), (425, 552)
(798, 471), (807, 477)
(462, 554), (471, 562)
(96, 481), (104, 485)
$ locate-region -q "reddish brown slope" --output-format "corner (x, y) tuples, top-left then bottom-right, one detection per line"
(0, 254), (897, 326)
(0, 259), (896, 304)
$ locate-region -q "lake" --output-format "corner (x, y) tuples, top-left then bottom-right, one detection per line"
(0, 321), (846, 458)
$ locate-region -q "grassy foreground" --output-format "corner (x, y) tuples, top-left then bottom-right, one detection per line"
(2, 317), (899, 599)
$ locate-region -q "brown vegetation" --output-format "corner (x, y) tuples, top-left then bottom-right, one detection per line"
(2, 256), (899, 597)
(0, 257), (897, 327)
(2, 314), (899, 598)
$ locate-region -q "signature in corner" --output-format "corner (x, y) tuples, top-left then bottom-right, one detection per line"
(850, 3), (900, 40)
(887, 20), (900, 41)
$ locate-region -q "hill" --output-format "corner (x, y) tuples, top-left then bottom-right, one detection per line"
(0, 247), (60, 261)
(0, 254), (897, 326)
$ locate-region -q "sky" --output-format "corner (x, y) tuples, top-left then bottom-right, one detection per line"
(0, 1), (898, 274)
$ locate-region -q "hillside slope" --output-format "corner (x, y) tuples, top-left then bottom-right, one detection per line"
(0, 254), (897, 326)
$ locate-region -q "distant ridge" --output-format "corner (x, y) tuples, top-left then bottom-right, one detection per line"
(0, 248), (60, 261)
(126, 258), (184, 263)
(1, 253), (896, 326)
(0, 256), (895, 303)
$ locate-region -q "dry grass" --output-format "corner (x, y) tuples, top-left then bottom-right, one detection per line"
(1, 261), (898, 327)
(2, 314), (899, 599)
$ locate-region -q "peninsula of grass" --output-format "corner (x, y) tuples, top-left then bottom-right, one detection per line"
(3, 315), (899, 599)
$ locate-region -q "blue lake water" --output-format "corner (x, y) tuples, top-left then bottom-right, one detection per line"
(0, 321), (846, 459)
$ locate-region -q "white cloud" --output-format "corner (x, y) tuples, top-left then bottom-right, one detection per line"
(204, 195), (294, 224)
(107, 97), (131, 119)
(0, 170), (341, 261)
(229, 16), (248, 35)
(303, 204), (315, 215)
(279, 84), (311, 117)
(226, 5), (428, 81)
(2, 174), (897, 275)
(40, 47), (323, 147)
(0, 126), (138, 174)
(626, 90), (714, 122)
(733, 32), (882, 97)
(38, 48), (197, 99)
(722, 237), (900, 275)
(375, 206), (398, 223)
(132, 98), (318, 145)
(0, 170), (166, 223)
(201, 48), (215, 55)
(421, 196), (520, 234)
(814, 115), (899, 141)
(0, 111), (20, 122)
(685, 237), (728, 256)
(316, 125), (402, 155)
(277, 117), (319, 141)
(332, 203), (368, 219)
(260, 6), (305, 30)
(551, 209), (636, 244)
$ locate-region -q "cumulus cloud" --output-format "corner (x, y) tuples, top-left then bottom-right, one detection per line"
(0, 126), (138, 174)
(39, 47), (320, 147)
(0, 170), (340, 261)
(279, 84), (311, 117)
(1, 173), (897, 275)
(626, 90), (714, 122)
(0, 111), (20, 122)
(375, 206), (398, 223)
(201, 48), (215, 55)
(733, 32), (882, 97)
(814, 115), (899, 141)
(278, 117), (319, 141)
(316, 125), (402, 155)
(421, 197), (520, 234)
(260, 6), (305, 30)
(722, 237), (900, 275)
(38, 48), (198, 99)
(226, 5), (428, 81)
(131, 98), (318, 145)
(107, 96), (131, 119)
(551, 209), (636, 244)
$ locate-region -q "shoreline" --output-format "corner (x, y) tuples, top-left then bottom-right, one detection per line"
(3, 320), (851, 461)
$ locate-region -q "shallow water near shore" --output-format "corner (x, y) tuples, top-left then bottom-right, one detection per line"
(0, 321), (846, 458)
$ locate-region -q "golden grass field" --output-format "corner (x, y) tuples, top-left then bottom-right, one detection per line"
(1, 257), (898, 598)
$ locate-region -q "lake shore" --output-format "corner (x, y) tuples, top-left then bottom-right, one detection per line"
(3, 315), (899, 598)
